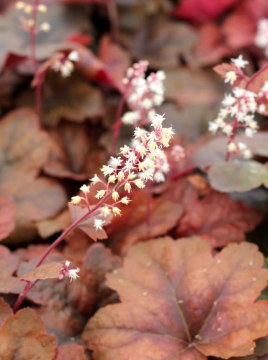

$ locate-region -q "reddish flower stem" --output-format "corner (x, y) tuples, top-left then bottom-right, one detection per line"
(111, 93), (126, 155)
(13, 188), (117, 312)
(225, 117), (238, 161)
(13, 281), (31, 313)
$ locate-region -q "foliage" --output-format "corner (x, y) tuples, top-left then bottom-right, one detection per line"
(0, 0), (267, 359)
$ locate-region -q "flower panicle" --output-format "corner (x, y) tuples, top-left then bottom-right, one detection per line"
(71, 113), (174, 231)
(209, 55), (268, 159)
(121, 61), (166, 126)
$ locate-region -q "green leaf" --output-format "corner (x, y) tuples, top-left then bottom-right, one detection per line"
(208, 160), (268, 192)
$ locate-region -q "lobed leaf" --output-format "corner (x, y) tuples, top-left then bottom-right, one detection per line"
(0, 299), (12, 327)
(56, 344), (90, 360)
(0, 197), (15, 241)
(83, 237), (268, 360)
(0, 308), (57, 360)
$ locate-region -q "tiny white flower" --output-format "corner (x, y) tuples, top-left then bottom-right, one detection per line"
(225, 71), (237, 85)
(245, 128), (255, 137)
(40, 22), (51, 32)
(227, 142), (237, 153)
(80, 184), (90, 193)
(222, 94), (235, 107)
(101, 165), (114, 176)
(258, 104), (266, 114)
(208, 121), (219, 134)
(121, 111), (140, 125)
(109, 156), (122, 169)
(71, 196), (82, 205)
(100, 206), (111, 217)
(69, 268), (80, 281)
(94, 219), (105, 231)
(68, 50), (79, 62)
(151, 113), (165, 128)
(231, 55), (249, 69)
(223, 124), (233, 136)
(95, 190), (106, 199)
(154, 171), (165, 182)
(37, 4), (47, 13)
(243, 149), (252, 159)
(90, 174), (100, 184)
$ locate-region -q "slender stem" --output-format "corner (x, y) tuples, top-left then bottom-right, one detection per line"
(107, 0), (120, 43)
(13, 281), (31, 313)
(225, 117), (238, 161)
(111, 93), (126, 155)
(13, 190), (115, 312)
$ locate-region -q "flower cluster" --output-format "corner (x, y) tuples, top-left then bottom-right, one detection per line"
(52, 51), (80, 77)
(209, 55), (268, 159)
(255, 19), (268, 57)
(71, 113), (174, 231)
(58, 261), (80, 282)
(121, 61), (166, 126)
(16, 1), (50, 33)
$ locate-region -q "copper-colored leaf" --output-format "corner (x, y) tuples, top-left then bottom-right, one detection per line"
(14, 242), (121, 343)
(69, 203), (111, 241)
(98, 35), (130, 93)
(36, 209), (71, 239)
(56, 344), (89, 360)
(0, 299), (12, 327)
(124, 18), (197, 69)
(0, 308), (57, 360)
(0, 109), (67, 240)
(107, 189), (183, 254)
(0, 108), (49, 194)
(15, 177), (67, 224)
(17, 75), (104, 127)
(0, 4), (90, 71)
(165, 67), (223, 108)
(0, 245), (20, 293)
(7, 261), (63, 293)
(83, 237), (268, 360)
(174, 179), (264, 247)
(19, 262), (62, 282)
(0, 197), (15, 241)
(44, 121), (107, 180)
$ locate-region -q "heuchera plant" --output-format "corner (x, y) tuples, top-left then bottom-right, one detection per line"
(0, 1), (267, 360)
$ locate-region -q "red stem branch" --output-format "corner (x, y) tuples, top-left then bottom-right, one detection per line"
(13, 189), (116, 312)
